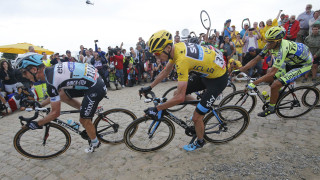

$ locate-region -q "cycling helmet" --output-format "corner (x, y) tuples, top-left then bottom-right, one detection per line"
(148, 30), (173, 53)
(265, 26), (285, 41)
(15, 53), (43, 69)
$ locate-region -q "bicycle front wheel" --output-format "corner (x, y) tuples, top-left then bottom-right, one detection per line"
(162, 86), (187, 112)
(276, 86), (320, 118)
(13, 123), (71, 160)
(124, 117), (175, 152)
(302, 82), (320, 108)
(204, 106), (249, 143)
(94, 108), (137, 144)
(218, 90), (257, 114)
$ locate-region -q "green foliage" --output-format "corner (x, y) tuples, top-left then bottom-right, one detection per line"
(1, 53), (18, 60)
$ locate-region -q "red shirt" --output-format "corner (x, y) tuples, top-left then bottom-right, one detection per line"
(110, 55), (124, 70)
(283, 20), (300, 40)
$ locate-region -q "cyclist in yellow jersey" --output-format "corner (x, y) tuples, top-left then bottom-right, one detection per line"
(237, 26), (313, 117)
(140, 30), (228, 152)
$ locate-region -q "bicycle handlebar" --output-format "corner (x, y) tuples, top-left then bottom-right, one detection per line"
(19, 100), (50, 124)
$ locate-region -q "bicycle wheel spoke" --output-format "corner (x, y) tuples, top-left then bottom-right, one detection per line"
(124, 117), (175, 152)
(94, 109), (136, 144)
(204, 106), (249, 143)
(14, 124), (70, 159)
(219, 91), (256, 114)
(276, 87), (319, 118)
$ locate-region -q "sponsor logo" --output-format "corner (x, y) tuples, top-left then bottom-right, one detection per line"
(57, 63), (63, 74)
(90, 93), (97, 97)
(285, 69), (302, 81)
(84, 97), (95, 116)
(68, 62), (75, 72)
(66, 80), (87, 87)
(206, 95), (216, 108)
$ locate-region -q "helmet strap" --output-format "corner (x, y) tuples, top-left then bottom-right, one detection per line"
(162, 44), (172, 59)
(26, 67), (38, 82)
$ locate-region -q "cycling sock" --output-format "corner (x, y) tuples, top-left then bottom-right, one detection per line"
(269, 104), (275, 110)
(197, 139), (205, 146)
(91, 137), (98, 144)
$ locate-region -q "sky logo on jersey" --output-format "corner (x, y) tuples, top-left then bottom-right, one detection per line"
(185, 43), (204, 61)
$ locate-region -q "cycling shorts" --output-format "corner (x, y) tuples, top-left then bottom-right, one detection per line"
(275, 63), (312, 85)
(186, 73), (228, 115)
(65, 77), (106, 119)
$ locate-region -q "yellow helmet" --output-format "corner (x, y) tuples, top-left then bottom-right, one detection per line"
(265, 26), (285, 41)
(148, 30), (173, 53)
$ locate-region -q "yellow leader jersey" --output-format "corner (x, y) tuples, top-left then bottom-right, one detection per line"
(169, 42), (226, 82)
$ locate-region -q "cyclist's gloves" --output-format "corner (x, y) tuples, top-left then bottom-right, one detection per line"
(27, 121), (43, 130)
(246, 82), (256, 90)
(144, 107), (159, 120)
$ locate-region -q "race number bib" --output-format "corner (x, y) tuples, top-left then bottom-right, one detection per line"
(214, 52), (226, 69)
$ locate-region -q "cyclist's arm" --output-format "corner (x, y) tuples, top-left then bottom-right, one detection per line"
(252, 67), (278, 85)
(37, 101), (61, 126)
(150, 61), (174, 89)
(156, 81), (187, 111)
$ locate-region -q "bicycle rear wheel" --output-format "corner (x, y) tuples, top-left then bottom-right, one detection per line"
(203, 106), (249, 143)
(218, 90), (257, 114)
(162, 86), (187, 112)
(94, 108), (137, 144)
(302, 82), (320, 108)
(124, 116), (175, 152)
(13, 123), (71, 160)
(276, 86), (320, 118)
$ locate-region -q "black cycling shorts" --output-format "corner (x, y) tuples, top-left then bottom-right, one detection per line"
(65, 77), (106, 119)
(186, 73), (228, 115)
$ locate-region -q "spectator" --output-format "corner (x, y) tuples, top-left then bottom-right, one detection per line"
(94, 41), (107, 63)
(262, 53), (274, 76)
(227, 58), (242, 74)
(89, 48), (94, 56)
(278, 13), (286, 26)
(135, 45), (145, 85)
(283, 15), (300, 41)
(143, 58), (154, 82)
(110, 49), (125, 87)
(28, 46), (35, 53)
(123, 52), (133, 86)
(242, 47), (263, 77)
(233, 33), (244, 62)
(224, 19), (232, 39)
(91, 51), (108, 85)
(215, 31), (221, 46)
(41, 52), (51, 67)
(309, 10), (320, 35)
(138, 37), (146, 49)
(174, 31), (181, 44)
(0, 60), (17, 95)
(79, 45), (86, 57)
(108, 63), (122, 90)
(283, 15), (290, 25)
(258, 21), (266, 49)
(242, 28), (261, 53)
(50, 53), (60, 65)
(297, 4), (314, 43)
(62, 50), (72, 62)
(302, 25), (320, 83)
(264, 10), (281, 33)
(153, 59), (163, 79)
(127, 63), (138, 87)
(230, 25), (239, 42)
(7, 82), (34, 112)
(240, 23), (249, 39)
(220, 36), (235, 60)
(83, 50), (93, 63)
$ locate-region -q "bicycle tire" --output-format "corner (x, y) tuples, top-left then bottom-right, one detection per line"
(200, 10), (211, 30)
(162, 86), (187, 112)
(276, 86), (320, 118)
(93, 108), (137, 144)
(13, 123), (71, 160)
(203, 106), (249, 143)
(302, 82), (320, 108)
(218, 90), (257, 114)
(124, 116), (175, 152)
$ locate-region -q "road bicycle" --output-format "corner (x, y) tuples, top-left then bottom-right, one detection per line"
(123, 91), (249, 152)
(162, 76), (236, 112)
(302, 80), (320, 108)
(13, 99), (137, 159)
(219, 73), (320, 118)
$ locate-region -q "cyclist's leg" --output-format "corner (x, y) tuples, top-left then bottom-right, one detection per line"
(60, 89), (84, 109)
(185, 75), (206, 101)
(80, 78), (106, 140)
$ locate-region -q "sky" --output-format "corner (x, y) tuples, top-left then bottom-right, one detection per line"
(0, 0), (319, 57)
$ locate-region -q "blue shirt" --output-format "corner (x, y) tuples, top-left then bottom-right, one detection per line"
(224, 27), (232, 39)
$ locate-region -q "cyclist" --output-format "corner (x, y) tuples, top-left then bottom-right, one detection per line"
(140, 30), (228, 152)
(16, 53), (107, 153)
(237, 26), (313, 117)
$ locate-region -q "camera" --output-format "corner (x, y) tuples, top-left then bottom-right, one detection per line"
(108, 48), (118, 56)
(94, 40), (98, 43)
(249, 28), (255, 31)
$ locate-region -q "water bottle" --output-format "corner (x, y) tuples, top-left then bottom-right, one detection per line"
(262, 91), (270, 102)
(67, 119), (80, 130)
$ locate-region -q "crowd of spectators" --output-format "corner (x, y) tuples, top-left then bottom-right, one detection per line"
(0, 4), (319, 117)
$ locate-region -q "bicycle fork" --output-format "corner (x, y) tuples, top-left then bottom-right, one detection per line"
(42, 125), (50, 146)
(148, 120), (161, 138)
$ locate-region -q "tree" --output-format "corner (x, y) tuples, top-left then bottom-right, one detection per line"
(1, 53), (18, 60)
